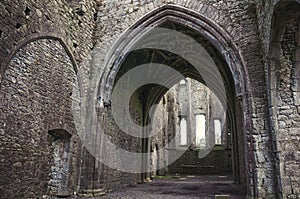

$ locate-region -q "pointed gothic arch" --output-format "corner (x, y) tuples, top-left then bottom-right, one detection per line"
(96, 4), (256, 197)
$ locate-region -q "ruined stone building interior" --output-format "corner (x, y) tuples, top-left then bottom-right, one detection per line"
(0, 0), (299, 198)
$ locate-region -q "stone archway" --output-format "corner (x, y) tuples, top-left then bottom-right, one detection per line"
(96, 5), (252, 197)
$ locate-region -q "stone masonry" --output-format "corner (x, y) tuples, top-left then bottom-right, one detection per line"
(0, 0), (299, 198)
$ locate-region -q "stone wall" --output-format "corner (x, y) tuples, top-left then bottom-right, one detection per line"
(0, 0), (299, 198)
(267, 2), (300, 198)
(0, 1), (95, 197)
(0, 0), (96, 81)
(150, 94), (169, 177)
(150, 78), (232, 176)
(0, 39), (80, 198)
(189, 79), (227, 149)
(93, 1), (274, 197)
(168, 146), (232, 175)
(77, 89), (144, 193)
(151, 79), (231, 177)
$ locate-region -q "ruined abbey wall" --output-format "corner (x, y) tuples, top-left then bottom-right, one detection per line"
(93, 0), (273, 197)
(256, 1), (300, 197)
(0, 38), (80, 197)
(0, 0), (299, 198)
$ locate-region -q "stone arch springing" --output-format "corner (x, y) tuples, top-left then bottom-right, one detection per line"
(97, 4), (252, 196)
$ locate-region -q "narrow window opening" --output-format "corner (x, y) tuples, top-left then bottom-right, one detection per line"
(195, 114), (206, 148)
(180, 117), (187, 146)
(179, 79), (186, 85)
(214, 119), (222, 145)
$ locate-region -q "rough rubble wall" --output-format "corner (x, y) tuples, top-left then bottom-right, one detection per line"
(0, 0), (96, 83)
(255, 0), (300, 55)
(257, 1), (300, 198)
(0, 0), (297, 198)
(255, 0), (275, 56)
(149, 87), (179, 177)
(277, 18), (300, 198)
(150, 95), (168, 177)
(73, 89), (144, 193)
(189, 79), (226, 149)
(177, 80), (190, 144)
(166, 89), (179, 149)
(270, 8), (300, 197)
(94, 0), (274, 197)
(175, 79), (227, 149)
(97, 91), (143, 190)
(0, 39), (80, 198)
(168, 146), (232, 175)
(0, 0), (96, 197)
(163, 79), (232, 176)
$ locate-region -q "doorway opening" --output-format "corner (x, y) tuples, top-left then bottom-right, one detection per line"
(48, 129), (72, 196)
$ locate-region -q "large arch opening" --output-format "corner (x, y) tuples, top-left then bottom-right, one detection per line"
(94, 5), (252, 197)
(113, 19), (242, 178)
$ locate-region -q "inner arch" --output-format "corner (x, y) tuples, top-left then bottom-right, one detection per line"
(97, 18), (248, 194)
